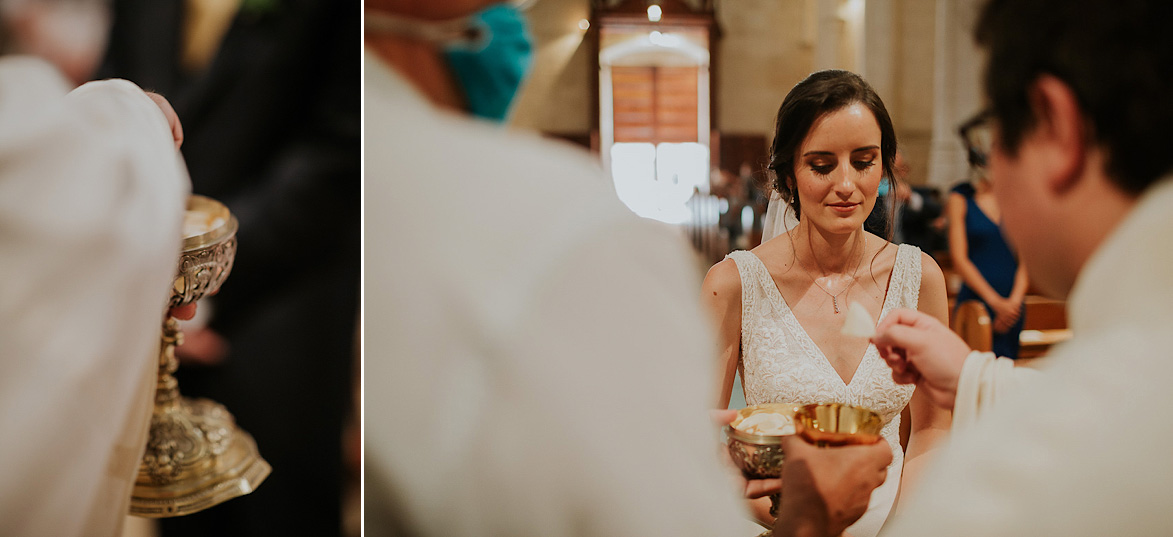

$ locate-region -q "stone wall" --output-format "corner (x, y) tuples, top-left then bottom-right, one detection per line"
(510, 0), (971, 187)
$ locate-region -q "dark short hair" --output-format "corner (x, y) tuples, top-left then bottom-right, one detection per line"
(976, 0), (1173, 195)
(767, 70), (898, 227)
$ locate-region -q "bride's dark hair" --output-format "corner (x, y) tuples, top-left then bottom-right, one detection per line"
(767, 70), (899, 240)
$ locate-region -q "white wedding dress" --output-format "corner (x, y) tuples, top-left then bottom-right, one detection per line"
(727, 244), (921, 537)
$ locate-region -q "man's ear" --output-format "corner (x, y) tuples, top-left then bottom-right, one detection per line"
(1025, 75), (1087, 195)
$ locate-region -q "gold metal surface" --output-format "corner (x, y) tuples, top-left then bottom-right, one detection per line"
(180, 195), (237, 252)
(725, 403), (800, 448)
(727, 402), (883, 535)
(724, 404), (799, 478)
(724, 403), (801, 529)
(130, 195), (269, 518)
(793, 403), (883, 447)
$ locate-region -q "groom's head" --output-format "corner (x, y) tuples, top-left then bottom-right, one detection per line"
(973, 0), (1173, 299)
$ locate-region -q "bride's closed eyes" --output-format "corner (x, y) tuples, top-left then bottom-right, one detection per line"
(806, 158), (877, 177)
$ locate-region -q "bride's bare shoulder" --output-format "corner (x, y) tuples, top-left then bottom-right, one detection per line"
(702, 257), (741, 302)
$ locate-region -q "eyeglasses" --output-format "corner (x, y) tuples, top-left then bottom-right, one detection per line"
(958, 108), (994, 169)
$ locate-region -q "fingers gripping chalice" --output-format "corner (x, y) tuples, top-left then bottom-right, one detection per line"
(129, 195), (270, 517)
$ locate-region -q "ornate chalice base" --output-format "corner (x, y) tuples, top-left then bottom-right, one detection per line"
(130, 196), (270, 518)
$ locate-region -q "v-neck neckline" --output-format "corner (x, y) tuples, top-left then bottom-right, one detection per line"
(748, 246), (904, 388)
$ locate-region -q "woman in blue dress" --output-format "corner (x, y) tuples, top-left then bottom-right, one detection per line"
(947, 116), (1029, 358)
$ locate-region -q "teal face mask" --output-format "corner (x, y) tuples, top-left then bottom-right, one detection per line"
(443, 4), (533, 122)
(365, 4), (534, 122)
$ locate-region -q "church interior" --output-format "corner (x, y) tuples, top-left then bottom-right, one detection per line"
(510, 0), (1070, 394)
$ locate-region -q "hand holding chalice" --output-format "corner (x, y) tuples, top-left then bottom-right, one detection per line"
(724, 402), (883, 536)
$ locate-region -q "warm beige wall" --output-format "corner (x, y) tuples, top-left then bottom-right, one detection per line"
(890, 0), (937, 186)
(512, 0), (815, 138)
(511, 0), (942, 187)
(510, 0), (593, 133)
(714, 0), (812, 137)
(714, 0), (939, 186)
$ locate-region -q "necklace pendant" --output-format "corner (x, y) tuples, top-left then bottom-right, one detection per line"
(833, 296), (840, 314)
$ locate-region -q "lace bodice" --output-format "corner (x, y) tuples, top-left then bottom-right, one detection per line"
(727, 243), (922, 537)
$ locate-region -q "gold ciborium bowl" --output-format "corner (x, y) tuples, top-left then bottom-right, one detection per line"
(724, 403), (800, 532)
(170, 195), (237, 307)
(794, 403), (884, 447)
(130, 195), (270, 518)
(723, 403), (800, 480)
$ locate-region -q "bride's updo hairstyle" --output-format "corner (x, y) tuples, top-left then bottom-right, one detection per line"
(767, 70), (898, 234)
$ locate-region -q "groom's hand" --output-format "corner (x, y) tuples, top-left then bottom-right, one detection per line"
(871, 308), (971, 410)
(774, 436), (892, 537)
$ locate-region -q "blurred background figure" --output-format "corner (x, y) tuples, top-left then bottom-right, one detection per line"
(863, 172), (896, 239)
(894, 152), (948, 253)
(740, 161), (770, 242)
(0, 0), (189, 534)
(901, 192), (948, 254)
(99, 0), (360, 535)
(0, 0), (109, 85)
(946, 113), (1028, 359)
(714, 166), (748, 249)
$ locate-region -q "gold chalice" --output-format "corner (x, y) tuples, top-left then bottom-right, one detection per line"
(724, 403), (800, 534)
(129, 195), (270, 517)
(724, 403), (799, 479)
(793, 403), (883, 447)
(726, 403), (883, 536)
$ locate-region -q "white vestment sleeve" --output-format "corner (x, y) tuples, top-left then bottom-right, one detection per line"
(953, 351), (1042, 430)
(0, 58), (189, 537)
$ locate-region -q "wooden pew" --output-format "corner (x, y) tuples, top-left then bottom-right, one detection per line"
(1018, 295), (1071, 360)
(951, 299), (993, 352)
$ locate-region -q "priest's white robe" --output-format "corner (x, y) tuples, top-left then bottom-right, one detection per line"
(0, 57), (189, 537)
(364, 50), (746, 536)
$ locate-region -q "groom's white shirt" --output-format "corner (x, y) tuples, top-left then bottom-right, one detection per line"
(364, 49), (745, 536)
(886, 176), (1173, 535)
(0, 57), (189, 536)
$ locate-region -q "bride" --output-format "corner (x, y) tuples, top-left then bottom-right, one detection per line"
(702, 70), (951, 536)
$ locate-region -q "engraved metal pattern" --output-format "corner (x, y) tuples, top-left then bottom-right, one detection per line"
(140, 399), (233, 486)
(726, 438), (785, 480)
(727, 435), (785, 525)
(169, 236), (236, 308)
(131, 196), (268, 518)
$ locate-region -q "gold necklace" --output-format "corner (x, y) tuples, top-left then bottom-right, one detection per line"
(798, 236), (867, 314)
